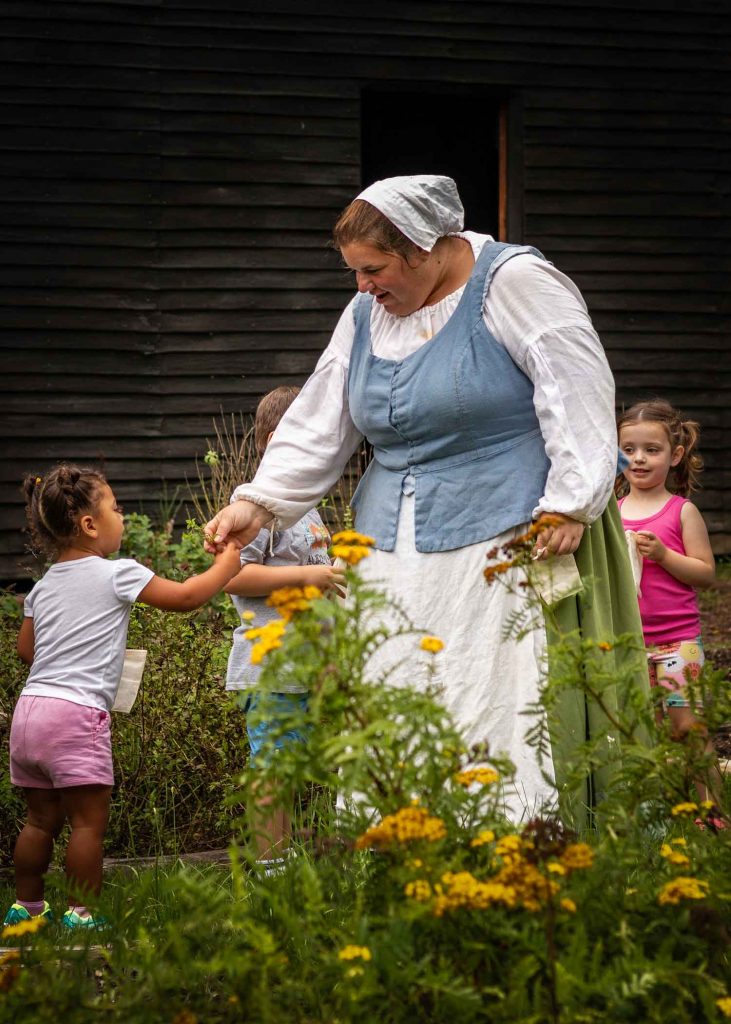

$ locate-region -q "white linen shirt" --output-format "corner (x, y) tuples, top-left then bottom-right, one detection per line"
(234, 233), (617, 530)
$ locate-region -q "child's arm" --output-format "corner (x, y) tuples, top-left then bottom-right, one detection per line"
(224, 561), (346, 598)
(137, 542), (243, 611)
(636, 502), (715, 588)
(17, 617), (34, 665)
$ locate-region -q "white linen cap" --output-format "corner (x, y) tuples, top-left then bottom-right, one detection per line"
(355, 174), (465, 252)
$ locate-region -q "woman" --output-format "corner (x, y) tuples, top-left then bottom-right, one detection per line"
(206, 175), (645, 824)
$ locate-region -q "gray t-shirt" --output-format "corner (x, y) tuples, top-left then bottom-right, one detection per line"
(226, 508), (330, 693)
(22, 556), (154, 712)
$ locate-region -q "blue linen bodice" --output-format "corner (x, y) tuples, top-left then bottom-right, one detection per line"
(347, 241), (551, 552)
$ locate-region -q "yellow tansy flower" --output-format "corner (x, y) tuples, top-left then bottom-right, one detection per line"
(560, 843), (594, 872)
(547, 862), (567, 876)
(331, 530), (375, 546)
(330, 530), (375, 566)
(0, 950), (20, 966)
(716, 997), (731, 1018)
(560, 898), (577, 913)
(404, 879), (432, 902)
(420, 635), (444, 653)
(455, 767), (499, 787)
(660, 843), (691, 868)
(355, 806), (446, 849)
(241, 610), (255, 622)
(597, 641), (613, 651)
(338, 945), (372, 962)
(244, 619), (287, 664)
(266, 585), (322, 620)
(657, 876), (709, 906)
(470, 830), (496, 848)
(671, 802), (698, 816)
(2, 915), (47, 938)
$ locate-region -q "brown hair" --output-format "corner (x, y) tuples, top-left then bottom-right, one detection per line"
(331, 199), (422, 263)
(24, 463), (108, 559)
(616, 399), (703, 498)
(254, 386), (301, 456)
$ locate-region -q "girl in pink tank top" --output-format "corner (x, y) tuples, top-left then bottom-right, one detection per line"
(617, 399), (724, 830)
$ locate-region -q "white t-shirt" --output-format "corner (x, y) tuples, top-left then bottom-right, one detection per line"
(22, 557), (155, 712)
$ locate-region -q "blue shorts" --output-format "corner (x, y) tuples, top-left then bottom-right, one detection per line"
(239, 691), (310, 767)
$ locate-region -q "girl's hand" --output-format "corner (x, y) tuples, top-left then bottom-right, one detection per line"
(635, 530), (667, 562)
(214, 541), (244, 578)
(300, 563), (347, 598)
(533, 513), (585, 559)
(204, 500), (273, 553)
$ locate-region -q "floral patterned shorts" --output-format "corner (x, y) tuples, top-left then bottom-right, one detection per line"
(647, 636), (704, 709)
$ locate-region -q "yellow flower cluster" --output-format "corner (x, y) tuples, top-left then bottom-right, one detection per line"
(491, 854), (559, 912)
(671, 802), (698, 817)
(660, 843), (691, 868)
(657, 877), (710, 906)
(494, 834), (525, 858)
(2, 915), (47, 938)
(338, 945), (372, 962)
(330, 530), (375, 566)
(455, 767), (499, 788)
(355, 805), (447, 850)
(470, 829), (495, 848)
(560, 843), (594, 872)
(716, 997), (731, 1018)
(420, 635), (444, 653)
(244, 619), (287, 665)
(404, 879), (433, 902)
(433, 871), (517, 916)
(266, 585), (322, 621)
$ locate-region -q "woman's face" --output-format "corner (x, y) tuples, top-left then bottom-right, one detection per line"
(340, 241), (430, 316)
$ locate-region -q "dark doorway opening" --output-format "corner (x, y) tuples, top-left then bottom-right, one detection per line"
(361, 88), (502, 238)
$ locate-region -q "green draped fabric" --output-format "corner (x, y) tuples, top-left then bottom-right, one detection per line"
(547, 495), (650, 829)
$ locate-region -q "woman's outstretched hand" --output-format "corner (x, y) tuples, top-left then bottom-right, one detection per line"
(533, 513), (585, 559)
(204, 500), (274, 553)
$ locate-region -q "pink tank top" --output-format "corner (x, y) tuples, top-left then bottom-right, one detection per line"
(619, 494), (700, 645)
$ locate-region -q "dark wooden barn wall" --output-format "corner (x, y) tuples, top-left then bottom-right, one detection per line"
(1, 0), (728, 577)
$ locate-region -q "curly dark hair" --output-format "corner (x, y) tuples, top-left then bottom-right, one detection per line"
(23, 463), (107, 558)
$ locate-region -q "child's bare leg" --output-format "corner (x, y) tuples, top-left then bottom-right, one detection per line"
(251, 779), (291, 860)
(59, 785), (112, 902)
(14, 788), (65, 901)
(668, 706), (724, 808)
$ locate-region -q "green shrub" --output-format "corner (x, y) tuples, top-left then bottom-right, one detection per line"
(3, 542), (729, 1023)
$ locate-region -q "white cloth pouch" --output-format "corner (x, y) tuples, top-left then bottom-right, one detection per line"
(624, 529), (643, 595)
(528, 553), (583, 608)
(113, 649), (148, 713)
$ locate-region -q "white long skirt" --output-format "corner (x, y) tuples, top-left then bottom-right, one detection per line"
(357, 494), (556, 822)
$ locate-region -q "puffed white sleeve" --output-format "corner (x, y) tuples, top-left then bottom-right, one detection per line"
(485, 255), (617, 524)
(232, 298), (364, 530)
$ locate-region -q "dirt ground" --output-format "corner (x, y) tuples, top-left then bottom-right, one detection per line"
(699, 577), (731, 760)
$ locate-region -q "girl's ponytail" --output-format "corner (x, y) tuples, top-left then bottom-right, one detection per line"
(675, 417), (704, 497)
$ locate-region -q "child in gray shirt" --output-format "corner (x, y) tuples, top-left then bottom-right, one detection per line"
(224, 386), (345, 871)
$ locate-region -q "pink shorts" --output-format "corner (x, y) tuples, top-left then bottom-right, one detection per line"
(9, 694), (114, 789)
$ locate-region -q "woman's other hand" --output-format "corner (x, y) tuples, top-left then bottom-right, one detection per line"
(204, 500), (273, 553)
(534, 513), (585, 558)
